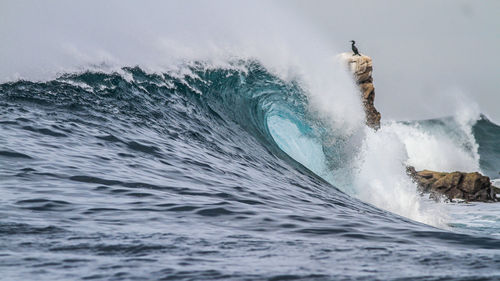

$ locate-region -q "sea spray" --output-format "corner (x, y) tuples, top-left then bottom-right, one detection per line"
(383, 121), (480, 173)
(345, 93), (482, 226)
(352, 126), (449, 227)
(383, 97), (482, 174)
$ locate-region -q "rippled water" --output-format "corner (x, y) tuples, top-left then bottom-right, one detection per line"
(1, 64), (500, 280)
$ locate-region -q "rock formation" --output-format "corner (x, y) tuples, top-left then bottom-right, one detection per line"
(406, 166), (499, 202)
(339, 51), (499, 202)
(339, 53), (381, 130)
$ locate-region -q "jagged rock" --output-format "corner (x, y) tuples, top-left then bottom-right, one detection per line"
(406, 166), (499, 202)
(338, 51), (498, 203)
(339, 53), (381, 129)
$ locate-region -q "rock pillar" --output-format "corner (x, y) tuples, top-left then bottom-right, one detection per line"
(339, 53), (381, 130)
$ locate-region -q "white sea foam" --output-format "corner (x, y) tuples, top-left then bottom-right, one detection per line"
(347, 94), (482, 227)
(351, 125), (449, 227)
(268, 84), (482, 227)
(383, 120), (480, 173)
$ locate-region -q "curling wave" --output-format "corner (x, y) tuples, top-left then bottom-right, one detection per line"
(2, 61), (500, 280)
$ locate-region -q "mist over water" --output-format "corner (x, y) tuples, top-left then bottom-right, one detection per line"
(2, 0), (367, 127)
(288, 0), (500, 122)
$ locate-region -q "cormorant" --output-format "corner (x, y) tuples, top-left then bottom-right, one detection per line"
(350, 40), (361, 56)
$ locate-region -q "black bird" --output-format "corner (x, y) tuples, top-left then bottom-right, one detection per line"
(350, 40), (361, 56)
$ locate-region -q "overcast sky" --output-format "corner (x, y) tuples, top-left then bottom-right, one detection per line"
(287, 0), (500, 121)
(1, 1), (498, 122)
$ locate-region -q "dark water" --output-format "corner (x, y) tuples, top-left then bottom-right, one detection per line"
(474, 117), (500, 179)
(1, 63), (500, 280)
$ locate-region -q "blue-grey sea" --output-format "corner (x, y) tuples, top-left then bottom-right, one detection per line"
(1, 63), (500, 280)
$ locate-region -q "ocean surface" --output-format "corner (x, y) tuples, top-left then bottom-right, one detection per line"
(1, 62), (500, 280)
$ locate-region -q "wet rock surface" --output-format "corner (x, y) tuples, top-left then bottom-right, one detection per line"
(407, 166), (499, 202)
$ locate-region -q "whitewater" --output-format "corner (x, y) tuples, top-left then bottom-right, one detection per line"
(1, 1), (500, 280)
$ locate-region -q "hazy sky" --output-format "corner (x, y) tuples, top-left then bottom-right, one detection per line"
(288, 0), (500, 121)
(1, 1), (498, 122)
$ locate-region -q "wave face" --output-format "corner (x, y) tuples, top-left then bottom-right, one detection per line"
(1, 63), (500, 280)
(474, 117), (500, 178)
